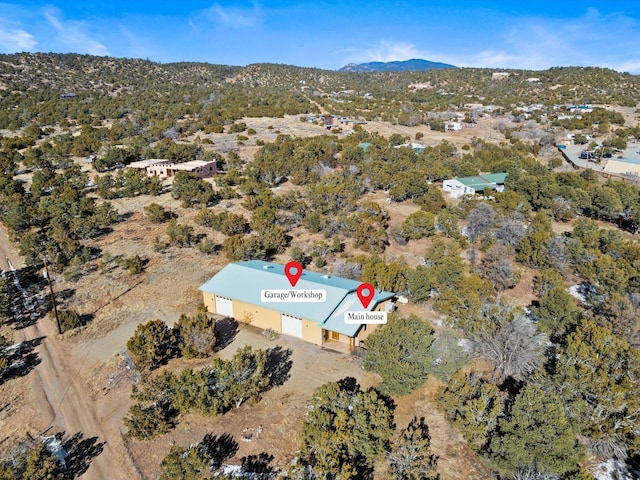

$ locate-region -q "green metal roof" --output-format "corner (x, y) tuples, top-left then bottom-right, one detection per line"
(456, 173), (508, 192)
(199, 260), (395, 335)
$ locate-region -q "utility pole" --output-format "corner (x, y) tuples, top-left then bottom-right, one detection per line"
(43, 256), (62, 335)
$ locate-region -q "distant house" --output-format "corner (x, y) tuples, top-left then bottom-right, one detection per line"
(446, 122), (463, 131)
(443, 173), (508, 198)
(127, 159), (216, 179)
(324, 115), (367, 131)
(491, 72), (510, 80)
(60, 93), (76, 99)
(568, 104), (593, 114)
(394, 142), (426, 153)
(200, 260), (395, 350)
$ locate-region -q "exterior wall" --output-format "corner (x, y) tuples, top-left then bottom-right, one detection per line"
(302, 320), (323, 345)
(202, 292), (217, 314)
(443, 179), (473, 198)
(204, 295), (322, 343)
(147, 166), (169, 179)
(232, 300), (281, 331)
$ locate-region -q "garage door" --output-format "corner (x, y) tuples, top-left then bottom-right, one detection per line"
(281, 314), (303, 338)
(215, 295), (234, 317)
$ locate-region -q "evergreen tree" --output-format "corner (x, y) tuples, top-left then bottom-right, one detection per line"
(126, 319), (177, 370)
(436, 370), (504, 453)
(364, 314), (434, 396)
(490, 384), (584, 476)
(386, 417), (438, 480)
(0, 441), (59, 480)
(553, 319), (640, 459)
(297, 378), (395, 479)
(159, 444), (211, 480)
(174, 308), (217, 359)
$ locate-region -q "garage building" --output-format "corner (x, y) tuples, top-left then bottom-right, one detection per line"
(200, 260), (395, 350)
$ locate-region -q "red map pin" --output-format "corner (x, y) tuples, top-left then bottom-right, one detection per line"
(356, 283), (375, 309)
(284, 261), (303, 287)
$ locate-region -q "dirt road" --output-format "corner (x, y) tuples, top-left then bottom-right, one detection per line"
(1, 226), (138, 479)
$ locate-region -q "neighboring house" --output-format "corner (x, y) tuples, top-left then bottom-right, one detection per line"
(568, 104), (593, 114)
(491, 72), (509, 80)
(324, 115), (367, 131)
(127, 159), (216, 179)
(443, 173), (508, 198)
(446, 122), (463, 131)
(394, 143), (426, 153)
(200, 260), (395, 350)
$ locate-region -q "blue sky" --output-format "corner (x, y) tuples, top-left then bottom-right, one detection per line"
(1, 1), (639, 72)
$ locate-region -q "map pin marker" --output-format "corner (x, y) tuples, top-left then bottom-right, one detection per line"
(284, 261), (303, 287)
(356, 283), (375, 309)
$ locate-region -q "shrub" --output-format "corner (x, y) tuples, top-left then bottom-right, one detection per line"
(52, 310), (82, 333)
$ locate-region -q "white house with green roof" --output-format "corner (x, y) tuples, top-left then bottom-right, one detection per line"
(443, 173), (508, 198)
(200, 260), (395, 350)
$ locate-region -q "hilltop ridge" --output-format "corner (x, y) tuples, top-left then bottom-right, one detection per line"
(339, 58), (456, 72)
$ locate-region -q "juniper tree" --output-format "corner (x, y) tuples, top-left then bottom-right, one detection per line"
(364, 314), (434, 396)
(386, 417), (438, 480)
(553, 319), (640, 460)
(0, 440), (59, 479)
(174, 308), (217, 359)
(126, 319), (177, 371)
(401, 210), (436, 240)
(490, 384), (584, 476)
(436, 370), (504, 453)
(297, 378), (395, 479)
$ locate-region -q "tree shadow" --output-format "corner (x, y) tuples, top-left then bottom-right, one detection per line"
(78, 313), (95, 327)
(265, 346), (292, 390)
(0, 336), (44, 386)
(3, 265), (50, 329)
(59, 431), (105, 478)
(215, 317), (238, 351)
(57, 288), (77, 302)
(201, 432), (239, 470)
(241, 452), (275, 474)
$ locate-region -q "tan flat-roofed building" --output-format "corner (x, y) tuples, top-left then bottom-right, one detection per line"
(127, 159), (216, 179)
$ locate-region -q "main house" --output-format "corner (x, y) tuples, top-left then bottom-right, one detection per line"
(443, 173), (508, 198)
(200, 260), (395, 350)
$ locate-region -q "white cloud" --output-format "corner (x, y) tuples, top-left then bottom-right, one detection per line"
(117, 24), (154, 59)
(204, 1), (262, 28)
(0, 19), (36, 51)
(342, 40), (450, 65)
(458, 9), (640, 73)
(43, 7), (109, 56)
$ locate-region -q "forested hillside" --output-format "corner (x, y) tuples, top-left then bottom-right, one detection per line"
(1, 53), (639, 131)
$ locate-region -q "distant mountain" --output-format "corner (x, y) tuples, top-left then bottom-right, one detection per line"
(339, 58), (456, 72)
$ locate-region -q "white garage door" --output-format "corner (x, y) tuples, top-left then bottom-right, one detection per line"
(281, 314), (303, 338)
(215, 295), (234, 317)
